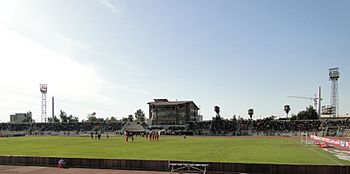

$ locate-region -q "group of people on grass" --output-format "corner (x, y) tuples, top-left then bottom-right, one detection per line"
(124, 131), (161, 142)
(90, 131), (109, 140)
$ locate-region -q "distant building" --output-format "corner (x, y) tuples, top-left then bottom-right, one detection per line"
(320, 113), (350, 119)
(148, 99), (200, 125)
(10, 113), (26, 123)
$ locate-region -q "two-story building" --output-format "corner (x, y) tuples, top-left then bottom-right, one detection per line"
(147, 99), (200, 125)
(10, 113), (27, 123)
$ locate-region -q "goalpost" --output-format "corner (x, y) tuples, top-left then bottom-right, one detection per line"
(300, 131), (309, 146)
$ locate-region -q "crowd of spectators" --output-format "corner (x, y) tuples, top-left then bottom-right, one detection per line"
(251, 119), (321, 134)
(188, 117), (350, 135)
(0, 122), (125, 134)
(0, 123), (31, 131)
(2, 118), (350, 136)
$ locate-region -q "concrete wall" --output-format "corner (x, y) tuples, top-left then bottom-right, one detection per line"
(0, 156), (348, 174)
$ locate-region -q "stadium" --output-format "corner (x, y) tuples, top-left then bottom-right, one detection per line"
(1, 115), (350, 174)
(1, 1), (349, 174)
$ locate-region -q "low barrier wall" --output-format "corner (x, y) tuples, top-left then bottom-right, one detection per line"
(0, 156), (349, 174)
(0, 156), (168, 171)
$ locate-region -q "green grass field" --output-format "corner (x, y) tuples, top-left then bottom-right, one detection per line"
(0, 136), (348, 165)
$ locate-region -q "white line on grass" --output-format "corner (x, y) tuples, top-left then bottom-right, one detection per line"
(291, 138), (344, 165)
(213, 139), (234, 153)
(309, 147), (344, 165)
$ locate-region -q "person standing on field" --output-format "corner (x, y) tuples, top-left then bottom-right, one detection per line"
(125, 132), (128, 142)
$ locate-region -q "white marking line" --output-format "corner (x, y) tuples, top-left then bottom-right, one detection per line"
(213, 139), (234, 153)
(276, 141), (281, 149)
(309, 147), (343, 165)
(291, 138), (344, 165)
(325, 149), (350, 161)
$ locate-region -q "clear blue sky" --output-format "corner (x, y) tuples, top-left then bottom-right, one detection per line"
(0, 0), (349, 122)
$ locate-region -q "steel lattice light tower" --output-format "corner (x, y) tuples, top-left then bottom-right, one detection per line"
(329, 68), (339, 117)
(40, 84), (48, 122)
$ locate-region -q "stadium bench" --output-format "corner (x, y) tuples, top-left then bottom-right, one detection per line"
(169, 162), (208, 174)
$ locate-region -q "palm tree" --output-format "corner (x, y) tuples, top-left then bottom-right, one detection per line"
(284, 105), (291, 118)
(248, 109), (254, 119)
(214, 106), (220, 117)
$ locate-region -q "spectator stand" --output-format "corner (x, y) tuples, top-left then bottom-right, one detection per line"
(2, 119), (350, 137)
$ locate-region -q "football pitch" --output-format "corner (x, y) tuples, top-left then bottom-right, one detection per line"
(0, 136), (348, 165)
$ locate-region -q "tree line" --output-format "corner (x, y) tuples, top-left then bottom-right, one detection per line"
(20, 105), (317, 123)
(44, 109), (146, 123)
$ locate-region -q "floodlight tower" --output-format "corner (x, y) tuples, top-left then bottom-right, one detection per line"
(329, 68), (339, 117)
(40, 84), (48, 122)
